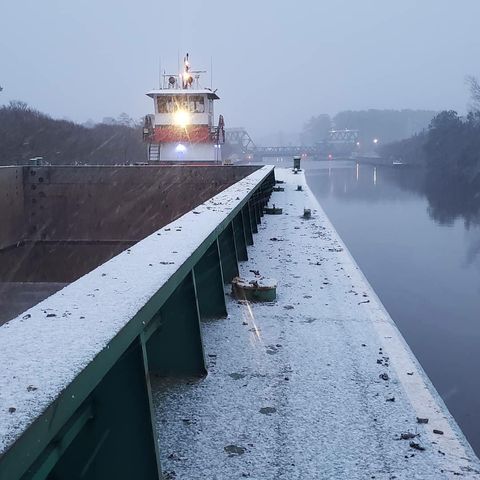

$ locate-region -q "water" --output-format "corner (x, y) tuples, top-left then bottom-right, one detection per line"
(300, 159), (480, 454)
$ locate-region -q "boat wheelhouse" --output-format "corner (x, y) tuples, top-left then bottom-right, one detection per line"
(143, 54), (225, 163)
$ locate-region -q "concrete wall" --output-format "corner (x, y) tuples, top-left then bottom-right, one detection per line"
(0, 167), (25, 249)
(22, 165), (259, 242)
(0, 164), (260, 324)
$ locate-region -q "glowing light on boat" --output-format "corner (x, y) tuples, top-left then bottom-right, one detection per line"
(175, 143), (187, 153)
(174, 110), (191, 127)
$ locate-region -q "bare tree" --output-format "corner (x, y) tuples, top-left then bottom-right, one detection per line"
(466, 75), (480, 112)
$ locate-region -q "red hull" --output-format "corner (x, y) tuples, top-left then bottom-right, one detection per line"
(152, 125), (213, 143)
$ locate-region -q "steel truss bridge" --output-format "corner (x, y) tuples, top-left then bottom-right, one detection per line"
(253, 145), (322, 158)
(225, 128), (256, 153)
(226, 128), (360, 159)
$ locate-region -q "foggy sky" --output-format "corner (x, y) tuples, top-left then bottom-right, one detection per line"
(1, 0), (479, 140)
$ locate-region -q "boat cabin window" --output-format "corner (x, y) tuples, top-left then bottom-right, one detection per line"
(190, 96), (205, 113)
(157, 95), (205, 114)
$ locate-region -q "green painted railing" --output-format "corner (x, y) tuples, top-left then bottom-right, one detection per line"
(0, 166), (275, 480)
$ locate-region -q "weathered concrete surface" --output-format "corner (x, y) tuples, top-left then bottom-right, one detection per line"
(0, 164), (258, 325)
(0, 167), (24, 249)
(0, 282), (66, 326)
(0, 241), (133, 283)
(0, 164), (258, 251)
(0, 241), (133, 324)
(153, 168), (480, 479)
(23, 165), (259, 242)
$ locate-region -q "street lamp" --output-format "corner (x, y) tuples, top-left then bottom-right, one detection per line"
(373, 138), (379, 145)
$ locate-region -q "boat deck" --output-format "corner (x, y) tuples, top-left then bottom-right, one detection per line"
(152, 168), (480, 479)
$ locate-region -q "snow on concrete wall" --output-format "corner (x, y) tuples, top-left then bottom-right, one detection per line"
(0, 165), (273, 456)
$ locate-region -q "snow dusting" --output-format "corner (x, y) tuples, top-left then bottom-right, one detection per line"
(153, 168), (480, 479)
(0, 166), (273, 456)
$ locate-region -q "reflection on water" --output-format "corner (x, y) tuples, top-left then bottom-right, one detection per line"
(304, 159), (480, 455)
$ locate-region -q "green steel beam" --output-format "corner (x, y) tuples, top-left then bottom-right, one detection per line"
(248, 200), (258, 234)
(146, 271), (206, 376)
(21, 340), (161, 480)
(194, 239), (228, 320)
(23, 403), (94, 480)
(232, 212), (248, 262)
(218, 222), (239, 283)
(241, 206), (254, 246)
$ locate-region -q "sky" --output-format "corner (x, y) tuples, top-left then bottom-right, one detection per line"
(1, 0), (480, 140)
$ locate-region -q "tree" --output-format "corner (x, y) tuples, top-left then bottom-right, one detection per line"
(301, 114), (331, 145)
(0, 102), (145, 165)
(466, 75), (480, 113)
(101, 117), (117, 125)
(117, 112), (134, 127)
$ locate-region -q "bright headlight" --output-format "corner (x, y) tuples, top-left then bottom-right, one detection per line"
(175, 143), (186, 153)
(174, 110), (190, 127)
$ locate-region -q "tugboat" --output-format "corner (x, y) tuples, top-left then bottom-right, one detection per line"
(143, 53), (225, 163)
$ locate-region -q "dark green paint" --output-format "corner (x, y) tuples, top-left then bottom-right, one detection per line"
(146, 271), (206, 376)
(218, 222), (239, 283)
(194, 239), (227, 320)
(233, 213), (248, 262)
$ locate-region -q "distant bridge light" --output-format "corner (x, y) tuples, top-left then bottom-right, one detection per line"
(373, 138), (379, 144)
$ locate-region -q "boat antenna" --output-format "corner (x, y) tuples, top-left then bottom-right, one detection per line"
(177, 49), (180, 85)
(210, 56), (213, 89)
(159, 56), (162, 88)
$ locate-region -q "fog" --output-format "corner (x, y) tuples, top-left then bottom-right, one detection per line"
(1, 0), (480, 140)
(4, 0), (480, 471)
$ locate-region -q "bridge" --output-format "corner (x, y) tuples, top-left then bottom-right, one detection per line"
(252, 144), (324, 159)
(225, 128), (256, 154)
(328, 128), (359, 143)
(226, 128), (360, 159)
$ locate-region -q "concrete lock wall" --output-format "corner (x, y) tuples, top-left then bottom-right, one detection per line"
(22, 165), (259, 242)
(0, 164), (260, 324)
(0, 164), (260, 283)
(0, 167), (25, 249)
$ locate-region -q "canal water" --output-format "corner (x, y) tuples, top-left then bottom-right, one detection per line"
(298, 158), (480, 454)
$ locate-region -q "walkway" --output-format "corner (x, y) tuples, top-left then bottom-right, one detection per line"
(153, 168), (480, 479)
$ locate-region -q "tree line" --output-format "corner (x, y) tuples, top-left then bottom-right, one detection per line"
(300, 109), (436, 146)
(379, 77), (480, 226)
(0, 101), (146, 166)
(380, 77), (480, 166)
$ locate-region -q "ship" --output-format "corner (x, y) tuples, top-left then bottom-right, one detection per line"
(143, 53), (225, 163)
